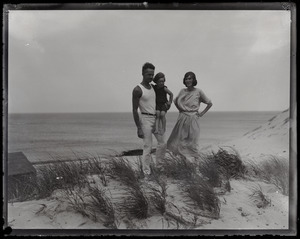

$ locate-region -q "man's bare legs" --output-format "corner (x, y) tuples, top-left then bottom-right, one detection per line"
(154, 110), (160, 134)
(159, 111), (166, 135)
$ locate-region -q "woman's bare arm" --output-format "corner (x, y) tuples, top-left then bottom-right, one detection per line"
(164, 87), (173, 107)
(198, 102), (213, 117)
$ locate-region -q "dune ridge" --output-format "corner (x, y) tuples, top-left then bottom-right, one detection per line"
(202, 109), (290, 162)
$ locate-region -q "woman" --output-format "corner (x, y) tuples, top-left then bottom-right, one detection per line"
(167, 71), (213, 160)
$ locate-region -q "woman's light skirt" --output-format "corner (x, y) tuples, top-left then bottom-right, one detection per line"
(167, 112), (200, 158)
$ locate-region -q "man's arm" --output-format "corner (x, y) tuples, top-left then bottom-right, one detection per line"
(132, 86), (144, 138)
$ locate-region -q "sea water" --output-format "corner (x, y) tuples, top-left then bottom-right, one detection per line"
(7, 111), (279, 163)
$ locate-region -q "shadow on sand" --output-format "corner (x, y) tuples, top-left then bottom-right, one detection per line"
(120, 148), (156, 156)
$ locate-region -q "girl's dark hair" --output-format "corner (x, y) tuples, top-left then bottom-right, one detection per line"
(183, 71), (197, 86)
(153, 72), (165, 84)
(142, 62), (155, 74)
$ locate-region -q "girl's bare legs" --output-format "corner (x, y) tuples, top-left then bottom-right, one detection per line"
(154, 110), (160, 134)
(159, 111), (166, 135)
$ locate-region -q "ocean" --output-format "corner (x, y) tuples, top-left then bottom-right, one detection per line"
(7, 111), (279, 163)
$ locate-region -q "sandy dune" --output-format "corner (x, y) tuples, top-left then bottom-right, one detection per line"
(5, 109), (295, 235)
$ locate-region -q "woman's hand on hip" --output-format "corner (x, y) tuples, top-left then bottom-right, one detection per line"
(196, 112), (204, 117)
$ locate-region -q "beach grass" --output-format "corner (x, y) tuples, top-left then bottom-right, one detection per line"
(7, 147), (288, 229)
(62, 186), (90, 218)
(86, 184), (117, 228)
(35, 159), (89, 198)
(86, 156), (109, 187)
(109, 156), (140, 187)
(208, 147), (246, 180)
(119, 183), (149, 219)
(147, 176), (168, 215)
(183, 173), (221, 219)
(249, 184), (271, 208)
(195, 147), (246, 194)
(159, 151), (197, 180)
(7, 175), (37, 202)
(245, 156), (289, 195)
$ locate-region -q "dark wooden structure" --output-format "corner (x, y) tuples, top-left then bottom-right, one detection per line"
(7, 152), (37, 201)
(8, 152), (36, 177)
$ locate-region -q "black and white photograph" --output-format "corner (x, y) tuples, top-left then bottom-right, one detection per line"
(3, 2), (297, 236)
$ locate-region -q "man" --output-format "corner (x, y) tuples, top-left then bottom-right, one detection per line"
(132, 62), (166, 176)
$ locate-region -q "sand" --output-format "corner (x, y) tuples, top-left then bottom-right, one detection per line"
(5, 109), (296, 236)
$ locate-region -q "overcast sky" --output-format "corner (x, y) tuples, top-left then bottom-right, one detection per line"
(7, 9), (291, 113)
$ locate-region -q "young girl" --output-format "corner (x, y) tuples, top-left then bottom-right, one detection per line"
(153, 72), (173, 135)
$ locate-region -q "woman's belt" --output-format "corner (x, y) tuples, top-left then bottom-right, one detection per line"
(180, 111), (198, 116)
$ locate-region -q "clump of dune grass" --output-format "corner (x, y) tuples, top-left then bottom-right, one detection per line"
(209, 147), (246, 180)
(156, 151), (221, 219)
(7, 175), (37, 202)
(183, 174), (220, 219)
(133, 156), (146, 179)
(119, 183), (149, 219)
(62, 186), (90, 218)
(86, 156), (109, 187)
(195, 148), (245, 194)
(108, 156), (148, 220)
(147, 176), (168, 215)
(160, 151), (197, 180)
(109, 157), (139, 187)
(86, 185), (117, 228)
(197, 154), (223, 188)
(150, 188), (167, 216)
(34, 164), (69, 199)
(246, 156), (289, 195)
(54, 160), (89, 188)
(34, 160), (89, 199)
(249, 184), (271, 208)
(8, 156), (91, 201)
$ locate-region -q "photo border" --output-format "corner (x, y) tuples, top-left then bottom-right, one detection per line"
(2, 1), (297, 236)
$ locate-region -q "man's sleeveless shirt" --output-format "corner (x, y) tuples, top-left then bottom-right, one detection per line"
(138, 84), (156, 115)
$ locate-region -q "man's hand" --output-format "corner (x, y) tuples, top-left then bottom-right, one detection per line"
(137, 127), (144, 138)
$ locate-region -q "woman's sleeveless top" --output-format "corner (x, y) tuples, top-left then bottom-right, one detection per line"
(138, 84), (156, 115)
